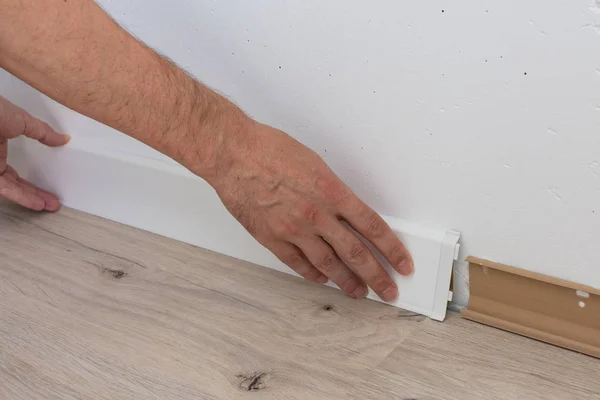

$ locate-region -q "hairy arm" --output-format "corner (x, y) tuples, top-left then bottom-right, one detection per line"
(0, 0), (240, 177)
(0, 0), (414, 302)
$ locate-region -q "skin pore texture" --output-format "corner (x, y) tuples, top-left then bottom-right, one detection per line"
(0, 0), (413, 302)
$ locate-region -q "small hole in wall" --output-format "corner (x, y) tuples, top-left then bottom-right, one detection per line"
(579, 301), (586, 308)
(441, 9), (445, 13)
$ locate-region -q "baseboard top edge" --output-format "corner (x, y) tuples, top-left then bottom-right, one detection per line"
(466, 256), (600, 296)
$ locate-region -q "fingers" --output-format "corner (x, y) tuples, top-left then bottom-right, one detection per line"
(20, 114), (70, 147)
(0, 98), (65, 212)
(295, 236), (368, 299)
(1, 166), (61, 212)
(268, 241), (328, 284)
(0, 138), (7, 173)
(319, 219), (399, 302)
(342, 202), (413, 277)
(0, 97), (69, 146)
(0, 174), (45, 211)
(16, 175), (61, 212)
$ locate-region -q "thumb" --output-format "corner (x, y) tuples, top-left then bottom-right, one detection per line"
(0, 96), (70, 147)
(21, 113), (70, 147)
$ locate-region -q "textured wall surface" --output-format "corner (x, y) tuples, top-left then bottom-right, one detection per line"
(3, 0), (600, 305)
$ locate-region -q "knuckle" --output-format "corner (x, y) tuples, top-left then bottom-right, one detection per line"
(301, 203), (320, 224)
(41, 121), (52, 132)
(370, 274), (393, 293)
(338, 277), (361, 295)
(316, 176), (347, 204)
(18, 112), (30, 136)
(303, 270), (324, 282)
(347, 242), (368, 263)
(366, 212), (386, 238)
(272, 218), (300, 238)
(388, 244), (407, 266)
(38, 122), (52, 138)
(282, 252), (304, 268)
(316, 253), (337, 273)
(284, 222), (301, 237)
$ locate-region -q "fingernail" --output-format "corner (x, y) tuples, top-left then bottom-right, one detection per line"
(398, 259), (414, 275)
(352, 286), (367, 299)
(317, 275), (329, 284)
(381, 285), (398, 302)
(64, 135), (71, 143)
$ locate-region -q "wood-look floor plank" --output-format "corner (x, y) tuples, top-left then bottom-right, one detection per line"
(2, 201), (599, 400)
(0, 202), (422, 399)
(351, 315), (600, 400)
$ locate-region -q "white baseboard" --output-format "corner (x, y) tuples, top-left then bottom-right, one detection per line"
(9, 139), (460, 321)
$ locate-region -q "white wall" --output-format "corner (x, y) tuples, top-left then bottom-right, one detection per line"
(3, 0), (600, 306)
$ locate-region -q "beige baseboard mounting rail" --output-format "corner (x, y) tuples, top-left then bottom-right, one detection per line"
(462, 256), (600, 359)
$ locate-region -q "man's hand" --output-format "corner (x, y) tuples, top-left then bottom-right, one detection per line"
(0, 0), (413, 301)
(0, 96), (69, 211)
(201, 120), (413, 301)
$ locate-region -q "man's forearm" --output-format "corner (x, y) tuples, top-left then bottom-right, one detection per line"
(0, 0), (247, 177)
(0, 0), (416, 302)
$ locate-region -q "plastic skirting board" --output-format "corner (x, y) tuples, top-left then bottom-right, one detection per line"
(462, 257), (600, 358)
(9, 139), (460, 321)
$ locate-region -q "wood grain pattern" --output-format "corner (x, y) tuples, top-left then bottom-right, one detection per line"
(1, 201), (599, 399)
(351, 312), (600, 400)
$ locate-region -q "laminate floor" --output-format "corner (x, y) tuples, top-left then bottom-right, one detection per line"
(1, 201), (598, 399)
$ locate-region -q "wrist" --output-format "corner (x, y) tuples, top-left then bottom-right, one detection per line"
(175, 86), (255, 184)
(136, 54), (256, 185)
